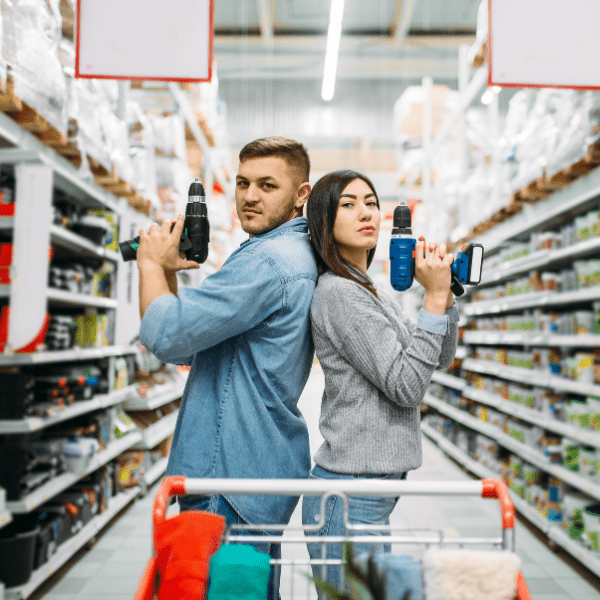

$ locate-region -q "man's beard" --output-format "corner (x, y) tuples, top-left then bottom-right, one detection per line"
(240, 201), (296, 236)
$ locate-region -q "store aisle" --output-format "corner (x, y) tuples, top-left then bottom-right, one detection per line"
(34, 365), (600, 600)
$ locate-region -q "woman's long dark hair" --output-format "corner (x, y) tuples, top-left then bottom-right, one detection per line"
(307, 169), (380, 298)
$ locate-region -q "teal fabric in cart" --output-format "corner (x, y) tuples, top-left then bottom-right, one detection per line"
(207, 544), (271, 600)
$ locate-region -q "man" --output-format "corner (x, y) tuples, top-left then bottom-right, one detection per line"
(137, 137), (316, 598)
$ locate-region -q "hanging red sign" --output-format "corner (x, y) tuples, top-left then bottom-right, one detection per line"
(75, 0), (215, 82)
(488, 0), (600, 91)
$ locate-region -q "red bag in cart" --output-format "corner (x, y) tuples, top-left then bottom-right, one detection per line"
(153, 509), (225, 600)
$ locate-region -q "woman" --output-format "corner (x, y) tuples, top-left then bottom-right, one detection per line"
(302, 170), (459, 594)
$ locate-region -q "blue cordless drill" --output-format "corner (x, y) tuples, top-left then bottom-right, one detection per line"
(389, 202), (484, 297)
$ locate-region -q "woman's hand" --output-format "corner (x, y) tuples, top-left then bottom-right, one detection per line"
(137, 215), (201, 273)
(414, 237), (454, 315)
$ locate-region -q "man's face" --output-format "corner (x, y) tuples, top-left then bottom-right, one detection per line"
(235, 156), (301, 236)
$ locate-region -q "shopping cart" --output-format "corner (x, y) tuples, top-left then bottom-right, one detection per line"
(133, 476), (532, 600)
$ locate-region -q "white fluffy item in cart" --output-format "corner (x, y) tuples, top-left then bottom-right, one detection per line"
(422, 549), (521, 600)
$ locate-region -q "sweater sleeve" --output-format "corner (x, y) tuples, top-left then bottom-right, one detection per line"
(311, 280), (445, 408)
(435, 301), (459, 370)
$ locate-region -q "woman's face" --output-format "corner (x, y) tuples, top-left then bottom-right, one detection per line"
(332, 178), (380, 257)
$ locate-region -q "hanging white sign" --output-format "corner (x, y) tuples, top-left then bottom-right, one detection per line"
(75, 0), (214, 82)
(489, 0), (600, 90)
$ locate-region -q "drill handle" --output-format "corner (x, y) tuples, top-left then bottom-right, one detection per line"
(450, 273), (465, 297)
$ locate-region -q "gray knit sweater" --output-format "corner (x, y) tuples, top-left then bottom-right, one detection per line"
(310, 270), (459, 474)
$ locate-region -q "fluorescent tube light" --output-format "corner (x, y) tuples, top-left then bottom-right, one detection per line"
(321, 0), (345, 102)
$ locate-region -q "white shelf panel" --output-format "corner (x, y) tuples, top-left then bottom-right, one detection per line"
(144, 456), (168, 487)
(4, 487), (139, 600)
(46, 288), (118, 309)
(6, 431), (142, 514)
(454, 347), (467, 359)
(124, 379), (186, 411)
(135, 412), (178, 450)
(481, 238), (600, 286)
(0, 385), (138, 434)
(422, 422), (600, 577)
(465, 287), (600, 317)
(0, 125), (123, 215)
(461, 387), (600, 448)
(423, 394), (600, 501)
(463, 331), (600, 347)
(462, 358), (600, 396)
(50, 225), (120, 263)
(0, 344), (139, 365)
(431, 371), (467, 391)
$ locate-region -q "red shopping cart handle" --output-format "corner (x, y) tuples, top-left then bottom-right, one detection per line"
(482, 479), (515, 530)
(153, 475), (185, 529)
(153, 476), (516, 531)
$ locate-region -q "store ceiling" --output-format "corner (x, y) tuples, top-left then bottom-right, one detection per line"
(213, 0), (479, 80)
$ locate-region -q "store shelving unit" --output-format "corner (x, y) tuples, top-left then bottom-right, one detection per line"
(0, 80), (206, 595)
(0, 344), (139, 366)
(123, 378), (186, 411)
(462, 358), (600, 397)
(4, 486), (140, 600)
(412, 39), (600, 576)
(134, 411), (178, 450)
(0, 384), (137, 434)
(421, 422), (600, 575)
(6, 430), (142, 514)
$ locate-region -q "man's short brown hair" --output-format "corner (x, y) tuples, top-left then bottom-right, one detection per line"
(239, 136), (310, 184)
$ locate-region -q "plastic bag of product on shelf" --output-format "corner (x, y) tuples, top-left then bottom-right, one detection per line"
(73, 80), (112, 171)
(6, 0), (67, 134)
(155, 155), (191, 197)
(99, 108), (134, 184)
(148, 113), (187, 161)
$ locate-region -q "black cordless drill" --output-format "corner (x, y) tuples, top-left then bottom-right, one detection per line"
(119, 179), (210, 264)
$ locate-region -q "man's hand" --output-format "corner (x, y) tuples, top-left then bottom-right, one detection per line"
(137, 214), (201, 273)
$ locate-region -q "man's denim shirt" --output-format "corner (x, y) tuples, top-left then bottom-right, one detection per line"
(140, 217), (317, 527)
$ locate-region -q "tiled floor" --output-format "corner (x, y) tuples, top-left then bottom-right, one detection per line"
(33, 366), (600, 600)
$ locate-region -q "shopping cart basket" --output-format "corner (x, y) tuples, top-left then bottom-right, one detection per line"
(133, 476), (532, 600)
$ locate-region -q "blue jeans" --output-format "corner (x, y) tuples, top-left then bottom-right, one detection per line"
(301, 465), (406, 598)
(179, 494), (282, 600)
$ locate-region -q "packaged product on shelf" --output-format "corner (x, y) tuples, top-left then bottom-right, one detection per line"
(60, 437), (100, 474)
(582, 505), (600, 552)
(562, 491), (592, 540)
(507, 350), (533, 369)
(507, 275), (531, 296)
(102, 110), (135, 184)
(505, 419), (543, 446)
(507, 314), (536, 332)
(116, 450), (145, 490)
(4, 0), (67, 134)
(531, 231), (563, 251)
(71, 80), (112, 171)
(110, 407), (137, 439)
(510, 476), (527, 499)
(578, 446), (600, 481)
(75, 310), (111, 349)
(540, 391), (566, 421)
(563, 352), (595, 382)
(532, 347), (562, 374)
(565, 398), (588, 428)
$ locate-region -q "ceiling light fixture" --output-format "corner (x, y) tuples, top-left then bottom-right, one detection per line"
(321, 0), (345, 102)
